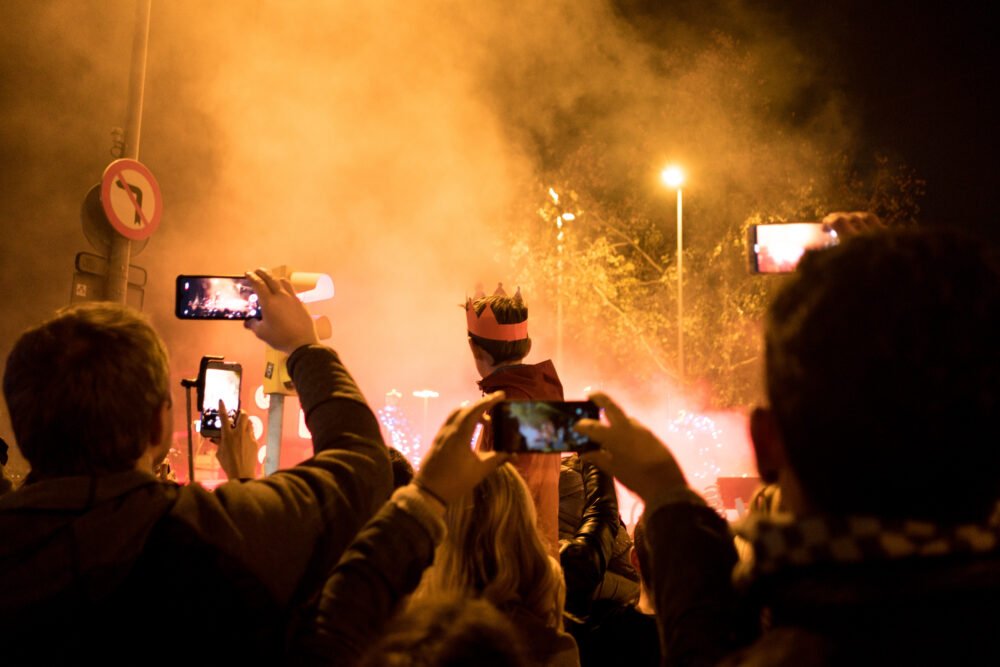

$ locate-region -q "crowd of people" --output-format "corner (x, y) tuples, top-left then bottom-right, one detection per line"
(0, 216), (998, 666)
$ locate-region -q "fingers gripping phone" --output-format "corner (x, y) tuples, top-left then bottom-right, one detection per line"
(747, 222), (839, 274)
(199, 360), (242, 438)
(175, 275), (261, 320)
(490, 400), (599, 454)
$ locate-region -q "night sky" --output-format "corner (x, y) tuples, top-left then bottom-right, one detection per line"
(686, 0), (997, 240)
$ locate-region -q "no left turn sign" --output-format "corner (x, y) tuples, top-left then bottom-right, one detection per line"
(100, 158), (163, 241)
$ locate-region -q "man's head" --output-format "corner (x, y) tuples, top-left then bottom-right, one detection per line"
(3, 303), (172, 478)
(467, 290), (531, 377)
(752, 229), (1000, 523)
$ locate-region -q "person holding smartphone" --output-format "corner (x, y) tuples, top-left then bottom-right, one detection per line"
(577, 228), (1000, 665)
(465, 284), (622, 624)
(465, 285), (567, 551)
(0, 269), (391, 664)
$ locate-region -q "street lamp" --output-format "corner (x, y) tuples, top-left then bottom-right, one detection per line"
(548, 187), (578, 371)
(660, 165), (685, 379)
(412, 389), (439, 444)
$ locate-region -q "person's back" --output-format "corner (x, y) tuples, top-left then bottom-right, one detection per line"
(724, 228), (1000, 665)
(465, 285), (563, 552)
(573, 227), (1000, 666)
(565, 517), (659, 667)
(466, 284), (624, 616)
(0, 278), (391, 664)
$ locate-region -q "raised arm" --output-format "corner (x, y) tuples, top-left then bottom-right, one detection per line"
(295, 392), (508, 665)
(177, 268), (391, 608)
(578, 393), (755, 666)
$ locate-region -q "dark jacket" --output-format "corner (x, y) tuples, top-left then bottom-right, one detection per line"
(567, 599), (661, 667)
(294, 485), (445, 666)
(559, 454), (636, 618)
(646, 494), (1000, 666)
(478, 360), (564, 552)
(0, 345), (392, 665)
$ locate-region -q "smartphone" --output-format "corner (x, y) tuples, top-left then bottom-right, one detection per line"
(175, 275), (261, 320)
(747, 222), (839, 274)
(200, 360), (242, 438)
(490, 400), (599, 454)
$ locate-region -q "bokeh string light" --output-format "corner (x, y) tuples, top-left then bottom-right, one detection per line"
(377, 389), (424, 469)
(666, 410), (723, 497)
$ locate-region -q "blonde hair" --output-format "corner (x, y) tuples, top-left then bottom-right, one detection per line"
(415, 463), (565, 630)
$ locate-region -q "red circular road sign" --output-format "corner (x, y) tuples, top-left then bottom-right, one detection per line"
(100, 158), (163, 241)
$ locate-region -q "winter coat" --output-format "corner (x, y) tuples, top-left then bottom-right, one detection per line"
(0, 345), (391, 665)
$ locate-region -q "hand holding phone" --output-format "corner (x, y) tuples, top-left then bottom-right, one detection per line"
(199, 360), (242, 438)
(490, 400), (599, 454)
(414, 391), (509, 507)
(575, 392), (689, 507)
(747, 222), (839, 274)
(213, 400), (259, 480)
(243, 268), (320, 354)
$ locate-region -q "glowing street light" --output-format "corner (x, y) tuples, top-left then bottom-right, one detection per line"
(547, 186), (579, 371)
(412, 389), (440, 442)
(661, 165), (685, 380)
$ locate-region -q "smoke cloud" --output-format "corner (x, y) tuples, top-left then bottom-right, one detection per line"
(1, 0), (854, 485)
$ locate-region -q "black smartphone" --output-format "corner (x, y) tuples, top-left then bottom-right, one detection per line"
(175, 275), (261, 320)
(490, 400), (599, 454)
(747, 222), (839, 274)
(200, 360), (242, 438)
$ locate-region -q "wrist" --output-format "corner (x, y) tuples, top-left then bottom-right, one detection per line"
(411, 479), (447, 516)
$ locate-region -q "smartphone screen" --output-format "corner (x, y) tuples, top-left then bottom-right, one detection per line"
(747, 223), (839, 274)
(200, 361), (242, 438)
(490, 400), (599, 454)
(175, 275), (261, 320)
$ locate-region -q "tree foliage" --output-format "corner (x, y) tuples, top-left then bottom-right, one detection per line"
(505, 33), (923, 407)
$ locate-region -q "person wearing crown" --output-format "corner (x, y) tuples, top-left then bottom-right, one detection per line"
(465, 284), (564, 553)
(465, 285), (626, 628)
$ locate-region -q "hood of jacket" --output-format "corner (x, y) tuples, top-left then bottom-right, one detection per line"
(478, 360), (564, 400)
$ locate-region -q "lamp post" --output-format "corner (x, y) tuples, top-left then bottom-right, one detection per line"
(548, 187), (576, 371)
(412, 389), (439, 445)
(661, 165), (685, 380)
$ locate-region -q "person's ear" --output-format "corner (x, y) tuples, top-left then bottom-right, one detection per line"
(468, 339), (495, 365)
(750, 406), (784, 485)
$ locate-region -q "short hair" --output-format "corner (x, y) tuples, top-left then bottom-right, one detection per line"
(468, 295), (531, 364)
(360, 593), (526, 667)
(765, 229), (1000, 523)
(3, 303), (171, 477)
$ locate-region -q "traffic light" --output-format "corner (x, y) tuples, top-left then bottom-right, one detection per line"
(261, 266), (334, 475)
(261, 266), (334, 396)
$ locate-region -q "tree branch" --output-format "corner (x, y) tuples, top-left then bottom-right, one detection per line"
(592, 285), (678, 381)
(588, 212), (667, 276)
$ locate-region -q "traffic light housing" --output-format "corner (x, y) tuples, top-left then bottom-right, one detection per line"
(261, 266), (334, 396)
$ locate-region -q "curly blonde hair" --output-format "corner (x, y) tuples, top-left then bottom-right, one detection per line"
(415, 463), (565, 630)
